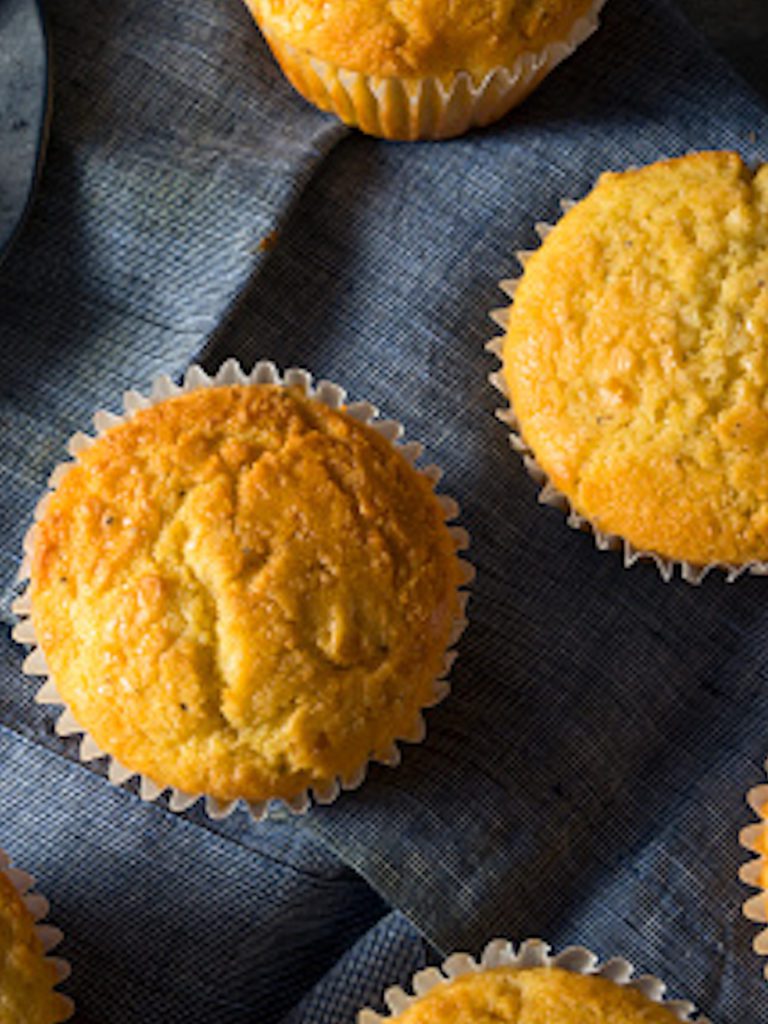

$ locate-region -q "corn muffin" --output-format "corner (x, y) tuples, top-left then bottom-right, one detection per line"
(0, 862), (71, 1023)
(740, 778), (768, 973)
(502, 150), (768, 569)
(245, 0), (604, 139)
(381, 966), (686, 1023)
(27, 382), (463, 805)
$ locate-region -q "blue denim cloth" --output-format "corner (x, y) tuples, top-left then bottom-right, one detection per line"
(1, 0), (767, 1021)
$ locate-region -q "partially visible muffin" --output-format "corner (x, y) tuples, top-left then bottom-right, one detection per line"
(384, 966), (685, 1023)
(502, 150), (768, 568)
(740, 777), (768, 974)
(0, 867), (70, 1024)
(245, 0), (604, 139)
(29, 383), (463, 805)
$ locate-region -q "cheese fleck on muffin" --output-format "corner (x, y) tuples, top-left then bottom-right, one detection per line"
(30, 384), (462, 803)
(503, 150), (768, 567)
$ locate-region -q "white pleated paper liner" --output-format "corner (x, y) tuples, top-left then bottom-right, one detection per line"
(358, 937), (710, 1023)
(0, 847), (73, 1022)
(486, 209), (768, 586)
(256, 0), (606, 141)
(13, 359), (473, 824)
(739, 769), (768, 975)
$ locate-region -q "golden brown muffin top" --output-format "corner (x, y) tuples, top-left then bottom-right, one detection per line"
(247, 0), (596, 80)
(503, 150), (768, 567)
(0, 872), (68, 1024)
(388, 966), (684, 1023)
(30, 385), (461, 803)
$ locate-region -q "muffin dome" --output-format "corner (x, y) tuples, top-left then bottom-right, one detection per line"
(502, 150), (768, 567)
(0, 869), (70, 1024)
(29, 383), (462, 804)
(386, 966), (685, 1023)
(246, 0), (597, 81)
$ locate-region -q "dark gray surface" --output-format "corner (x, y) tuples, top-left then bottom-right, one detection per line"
(0, 0), (48, 260)
(678, 0), (768, 101)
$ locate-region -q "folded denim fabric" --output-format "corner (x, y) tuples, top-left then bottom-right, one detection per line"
(0, 0), (766, 1022)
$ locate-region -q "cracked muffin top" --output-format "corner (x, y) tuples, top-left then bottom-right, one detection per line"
(502, 150), (768, 567)
(386, 966), (684, 1023)
(245, 0), (597, 80)
(29, 384), (461, 803)
(0, 870), (69, 1024)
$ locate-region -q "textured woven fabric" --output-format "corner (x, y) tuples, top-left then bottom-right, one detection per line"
(0, 0), (767, 1021)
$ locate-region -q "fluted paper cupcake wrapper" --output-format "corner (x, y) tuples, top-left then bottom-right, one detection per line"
(358, 936), (710, 1023)
(13, 358), (472, 823)
(739, 768), (768, 972)
(0, 847), (73, 1021)
(487, 209), (768, 585)
(257, 0), (605, 141)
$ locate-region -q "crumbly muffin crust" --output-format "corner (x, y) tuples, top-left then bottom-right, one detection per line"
(0, 872), (66, 1024)
(30, 385), (460, 802)
(503, 151), (768, 566)
(388, 966), (684, 1023)
(246, 0), (596, 80)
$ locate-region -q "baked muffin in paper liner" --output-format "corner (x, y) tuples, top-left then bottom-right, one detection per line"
(0, 847), (73, 1023)
(245, 0), (606, 141)
(487, 152), (768, 584)
(359, 936), (710, 1023)
(13, 359), (472, 822)
(740, 768), (768, 974)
